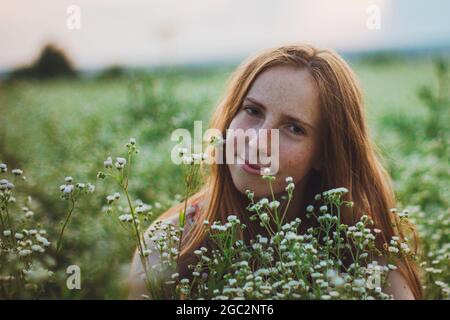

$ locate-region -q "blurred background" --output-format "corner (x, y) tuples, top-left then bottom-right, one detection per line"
(0, 0), (449, 299)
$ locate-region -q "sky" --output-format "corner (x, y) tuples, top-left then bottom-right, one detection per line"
(1, 0), (450, 71)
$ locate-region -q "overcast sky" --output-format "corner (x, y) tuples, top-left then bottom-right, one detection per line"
(1, 0), (450, 70)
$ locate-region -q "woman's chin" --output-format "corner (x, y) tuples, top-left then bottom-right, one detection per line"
(234, 181), (272, 198)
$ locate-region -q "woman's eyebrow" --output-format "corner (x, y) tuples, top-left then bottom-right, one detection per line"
(244, 96), (314, 130)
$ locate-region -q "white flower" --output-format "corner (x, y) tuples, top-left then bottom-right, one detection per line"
(15, 233), (24, 239)
(269, 201), (280, 210)
(115, 157), (127, 169)
(65, 176), (73, 183)
(211, 224), (227, 232)
(62, 185), (74, 194)
(285, 176), (293, 183)
(12, 169), (23, 176)
(306, 205), (314, 213)
(106, 195), (115, 204)
(25, 211), (34, 218)
(353, 278), (365, 287)
(3, 230), (11, 237)
(320, 205), (327, 212)
(76, 183), (85, 190)
(285, 182), (295, 192)
(31, 245), (44, 253)
(19, 249), (32, 257)
(87, 183), (95, 193)
(258, 236), (268, 244)
(387, 264), (397, 270)
(329, 291), (340, 298)
(227, 215), (237, 222)
(259, 213), (269, 223)
(104, 157), (113, 168)
(262, 167), (272, 176)
(119, 214), (133, 222)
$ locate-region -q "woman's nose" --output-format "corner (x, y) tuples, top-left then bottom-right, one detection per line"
(248, 122), (274, 159)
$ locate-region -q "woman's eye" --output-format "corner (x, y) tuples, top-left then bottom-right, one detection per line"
(244, 106), (260, 117)
(287, 123), (304, 135)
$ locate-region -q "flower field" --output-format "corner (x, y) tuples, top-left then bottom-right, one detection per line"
(0, 56), (448, 299)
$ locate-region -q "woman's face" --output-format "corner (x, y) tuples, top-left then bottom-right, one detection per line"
(227, 64), (323, 198)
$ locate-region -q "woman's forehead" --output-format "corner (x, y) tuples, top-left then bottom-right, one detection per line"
(246, 65), (321, 125)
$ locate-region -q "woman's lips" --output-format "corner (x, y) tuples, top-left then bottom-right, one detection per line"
(237, 156), (262, 175)
(240, 162), (261, 175)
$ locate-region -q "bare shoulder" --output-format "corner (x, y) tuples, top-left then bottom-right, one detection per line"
(384, 269), (415, 300)
(127, 200), (204, 299)
(127, 213), (179, 299)
(375, 256), (415, 300)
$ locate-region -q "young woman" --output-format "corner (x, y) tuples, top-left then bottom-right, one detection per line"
(128, 43), (422, 299)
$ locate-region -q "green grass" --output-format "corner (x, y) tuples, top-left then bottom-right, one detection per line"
(0, 56), (448, 299)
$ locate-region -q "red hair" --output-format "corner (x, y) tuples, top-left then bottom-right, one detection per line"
(159, 43), (422, 299)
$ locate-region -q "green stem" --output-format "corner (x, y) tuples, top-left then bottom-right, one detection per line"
(56, 198), (76, 253)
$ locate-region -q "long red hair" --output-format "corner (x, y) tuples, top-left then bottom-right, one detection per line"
(158, 43), (423, 299)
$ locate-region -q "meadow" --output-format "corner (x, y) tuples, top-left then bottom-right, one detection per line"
(0, 55), (448, 299)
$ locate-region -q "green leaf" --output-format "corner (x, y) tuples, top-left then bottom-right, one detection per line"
(179, 209), (186, 228)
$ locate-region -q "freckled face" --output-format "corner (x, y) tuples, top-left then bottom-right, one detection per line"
(227, 64), (323, 198)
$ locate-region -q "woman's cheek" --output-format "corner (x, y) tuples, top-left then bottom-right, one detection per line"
(280, 147), (309, 179)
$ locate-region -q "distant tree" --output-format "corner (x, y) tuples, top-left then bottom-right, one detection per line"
(97, 65), (126, 79)
(8, 44), (78, 81)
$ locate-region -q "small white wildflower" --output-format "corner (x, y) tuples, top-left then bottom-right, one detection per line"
(115, 157), (127, 169)
(31, 245), (44, 253)
(104, 157), (113, 168)
(15, 232), (24, 240)
(19, 249), (32, 257)
(106, 195), (115, 204)
(65, 176), (73, 183)
(62, 185), (74, 194)
(12, 169), (23, 176)
(269, 201), (280, 210)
